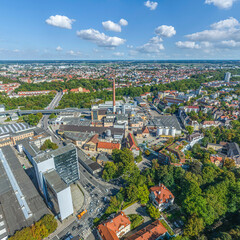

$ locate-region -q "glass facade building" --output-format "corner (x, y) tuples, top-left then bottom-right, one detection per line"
(54, 147), (79, 185)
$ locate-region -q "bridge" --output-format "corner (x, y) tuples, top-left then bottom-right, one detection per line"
(0, 108), (91, 116)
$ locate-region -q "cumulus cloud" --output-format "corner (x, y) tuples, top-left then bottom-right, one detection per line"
(182, 17), (240, 51)
(67, 50), (81, 56)
(77, 28), (126, 47)
(211, 17), (239, 29)
(137, 36), (164, 53)
(219, 40), (240, 47)
(205, 0), (237, 9)
(144, 1), (158, 10)
(155, 25), (176, 38)
(113, 52), (125, 57)
(176, 41), (200, 49)
(186, 17), (240, 42)
(46, 15), (75, 29)
(102, 21), (121, 32)
(119, 19), (128, 26)
(102, 19), (128, 32)
(56, 46), (63, 51)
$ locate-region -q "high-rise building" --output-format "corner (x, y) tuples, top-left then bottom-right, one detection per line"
(224, 72), (231, 82)
(32, 144), (79, 220)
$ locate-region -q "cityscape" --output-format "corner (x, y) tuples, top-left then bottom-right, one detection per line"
(1, 1), (240, 240)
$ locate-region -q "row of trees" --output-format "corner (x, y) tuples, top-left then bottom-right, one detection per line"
(0, 93), (54, 110)
(9, 214), (57, 240)
(15, 78), (111, 92)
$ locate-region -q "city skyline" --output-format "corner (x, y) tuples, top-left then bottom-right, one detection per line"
(0, 0), (240, 60)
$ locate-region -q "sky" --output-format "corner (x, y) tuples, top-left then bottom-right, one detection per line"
(0, 0), (240, 60)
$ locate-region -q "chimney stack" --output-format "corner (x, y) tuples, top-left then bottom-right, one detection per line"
(113, 79), (116, 114)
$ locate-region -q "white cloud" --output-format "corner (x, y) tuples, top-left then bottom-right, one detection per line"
(211, 17), (239, 29)
(46, 15), (75, 29)
(220, 40), (240, 47)
(137, 36), (164, 53)
(205, 0), (237, 9)
(102, 20), (121, 32)
(155, 25), (176, 38)
(182, 17), (240, 51)
(56, 46), (63, 51)
(144, 1), (158, 10)
(12, 49), (20, 53)
(113, 52), (125, 57)
(102, 19), (128, 32)
(119, 19), (128, 26)
(176, 41), (201, 49)
(186, 17), (240, 42)
(67, 50), (81, 56)
(77, 28), (126, 47)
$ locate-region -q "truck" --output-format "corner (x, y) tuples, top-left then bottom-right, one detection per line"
(77, 209), (87, 220)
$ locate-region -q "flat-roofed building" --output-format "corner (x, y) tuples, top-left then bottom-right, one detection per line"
(44, 170), (73, 221)
(0, 146), (48, 237)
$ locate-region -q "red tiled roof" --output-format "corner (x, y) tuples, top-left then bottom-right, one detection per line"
(127, 133), (139, 151)
(149, 184), (174, 204)
(142, 126), (149, 134)
(125, 220), (167, 240)
(88, 134), (99, 144)
(97, 212), (131, 240)
(97, 142), (121, 150)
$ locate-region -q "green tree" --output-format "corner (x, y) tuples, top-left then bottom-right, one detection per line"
(184, 215), (204, 237)
(137, 184), (149, 204)
(147, 204), (160, 219)
(186, 126), (194, 135)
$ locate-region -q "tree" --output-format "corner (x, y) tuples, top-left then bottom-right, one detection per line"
(145, 150), (151, 156)
(40, 139), (58, 151)
(186, 126), (194, 135)
(224, 158), (236, 170)
(147, 204), (161, 219)
(40, 214), (57, 234)
(137, 184), (149, 204)
(184, 215), (204, 237)
(102, 162), (118, 181)
(49, 113), (57, 119)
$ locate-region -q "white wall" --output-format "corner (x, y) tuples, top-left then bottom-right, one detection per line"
(57, 186), (74, 220)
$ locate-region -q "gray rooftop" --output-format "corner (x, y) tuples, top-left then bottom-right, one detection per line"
(0, 122), (33, 136)
(44, 170), (68, 193)
(33, 143), (76, 164)
(148, 115), (181, 130)
(0, 146), (48, 236)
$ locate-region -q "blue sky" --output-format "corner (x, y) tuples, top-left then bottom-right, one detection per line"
(0, 0), (240, 60)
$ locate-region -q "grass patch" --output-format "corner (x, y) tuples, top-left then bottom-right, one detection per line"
(160, 219), (174, 236)
(128, 214), (144, 230)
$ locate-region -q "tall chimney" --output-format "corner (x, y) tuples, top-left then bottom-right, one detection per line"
(113, 79), (116, 114)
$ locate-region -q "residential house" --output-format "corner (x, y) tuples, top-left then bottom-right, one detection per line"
(125, 220), (168, 240)
(97, 211), (131, 240)
(149, 184), (174, 211)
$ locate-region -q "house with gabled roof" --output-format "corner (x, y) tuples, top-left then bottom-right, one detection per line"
(97, 211), (131, 240)
(149, 184), (174, 211)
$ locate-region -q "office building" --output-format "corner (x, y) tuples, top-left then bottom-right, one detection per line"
(32, 144), (79, 220)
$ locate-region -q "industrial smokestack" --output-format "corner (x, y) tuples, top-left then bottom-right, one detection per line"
(113, 79), (116, 114)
